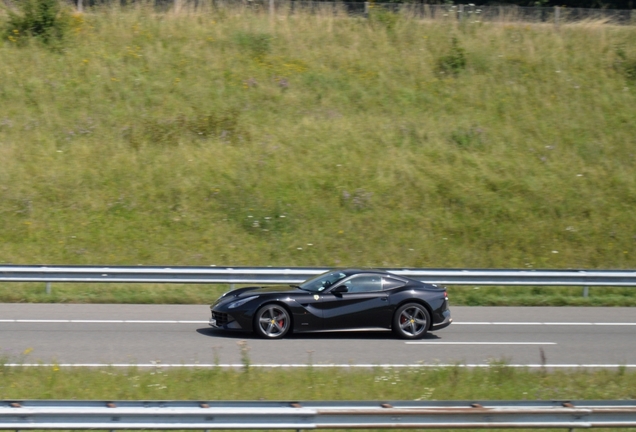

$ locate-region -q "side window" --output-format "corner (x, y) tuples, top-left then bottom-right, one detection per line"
(382, 277), (406, 290)
(344, 275), (383, 293)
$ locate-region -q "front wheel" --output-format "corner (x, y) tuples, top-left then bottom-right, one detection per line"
(254, 304), (291, 339)
(393, 303), (430, 339)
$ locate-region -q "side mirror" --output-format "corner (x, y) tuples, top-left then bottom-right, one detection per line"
(332, 285), (348, 294)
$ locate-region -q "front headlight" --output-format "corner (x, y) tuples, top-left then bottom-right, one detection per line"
(228, 295), (259, 309)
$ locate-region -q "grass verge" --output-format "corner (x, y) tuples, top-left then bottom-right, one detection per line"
(2, 361), (635, 401)
(1, 7), (635, 275)
(1, 282), (635, 306)
(0, 361), (634, 431)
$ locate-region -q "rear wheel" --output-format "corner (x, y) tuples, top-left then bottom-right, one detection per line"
(254, 304), (291, 339)
(393, 303), (430, 339)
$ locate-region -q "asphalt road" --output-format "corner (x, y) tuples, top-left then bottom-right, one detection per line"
(1, 304), (635, 368)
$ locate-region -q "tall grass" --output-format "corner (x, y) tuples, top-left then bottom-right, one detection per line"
(1, 364), (634, 430)
(1, 5), (635, 273)
(2, 358), (635, 401)
(1, 282), (635, 305)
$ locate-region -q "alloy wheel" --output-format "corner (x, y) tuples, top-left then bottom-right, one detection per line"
(394, 303), (429, 339)
(255, 305), (290, 338)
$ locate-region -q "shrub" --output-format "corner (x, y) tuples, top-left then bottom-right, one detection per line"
(124, 110), (247, 148)
(614, 44), (636, 82)
(369, 7), (399, 32)
(4, 0), (71, 46)
(233, 31), (272, 59)
(450, 126), (485, 150)
(436, 37), (467, 76)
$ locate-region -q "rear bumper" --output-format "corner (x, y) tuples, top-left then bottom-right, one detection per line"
(430, 309), (452, 331)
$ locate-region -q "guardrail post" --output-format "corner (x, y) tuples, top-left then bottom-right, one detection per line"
(458, 4), (464, 22)
(583, 286), (589, 297)
(364, 2), (369, 18)
(46, 282), (52, 295)
(554, 6), (560, 27)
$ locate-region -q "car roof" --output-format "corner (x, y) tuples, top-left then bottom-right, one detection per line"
(339, 268), (405, 278)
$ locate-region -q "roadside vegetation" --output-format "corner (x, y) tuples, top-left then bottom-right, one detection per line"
(1, 357), (635, 432)
(1, 4), (635, 305)
(1, 282), (635, 306)
(2, 350), (636, 401)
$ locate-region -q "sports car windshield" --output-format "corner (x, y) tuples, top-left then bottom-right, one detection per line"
(298, 271), (347, 293)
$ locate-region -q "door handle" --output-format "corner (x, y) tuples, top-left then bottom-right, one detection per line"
(381, 297), (388, 302)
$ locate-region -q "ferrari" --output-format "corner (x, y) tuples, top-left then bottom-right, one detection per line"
(209, 269), (451, 339)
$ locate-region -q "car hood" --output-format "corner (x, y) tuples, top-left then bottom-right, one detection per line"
(222, 285), (304, 300)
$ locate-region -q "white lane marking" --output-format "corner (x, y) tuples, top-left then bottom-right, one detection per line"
(455, 322), (545, 325)
(3, 363), (635, 369)
(406, 342), (557, 345)
(593, 323), (636, 326)
(0, 320), (208, 324)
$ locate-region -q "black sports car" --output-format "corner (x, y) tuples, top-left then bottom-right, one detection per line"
(209, 269), (452, 339)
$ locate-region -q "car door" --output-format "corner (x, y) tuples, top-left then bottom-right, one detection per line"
(289, 289), (327, 331)
(318, 274), (392, 330)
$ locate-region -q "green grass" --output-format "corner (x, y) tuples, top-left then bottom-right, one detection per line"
(1, 282), (635, 306)
(2, 360), (635, 403)
(1, 361), (635, 431)
(1, 10), (633, 417)
(1, 5), (636, 305)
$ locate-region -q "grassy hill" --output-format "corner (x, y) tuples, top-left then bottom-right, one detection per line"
(1, 5), (635, 303)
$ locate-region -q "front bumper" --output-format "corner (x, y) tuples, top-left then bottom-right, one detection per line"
(209, 310), (245, 330)
(430, 309), (452, 331)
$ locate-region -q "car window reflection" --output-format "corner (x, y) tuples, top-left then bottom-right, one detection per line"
(299, 271), (347, 292)
(343, 275), (383, 293)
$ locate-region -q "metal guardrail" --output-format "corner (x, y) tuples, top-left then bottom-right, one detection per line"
(1, 265), (636, 286)
(1, 400), (636, 429)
